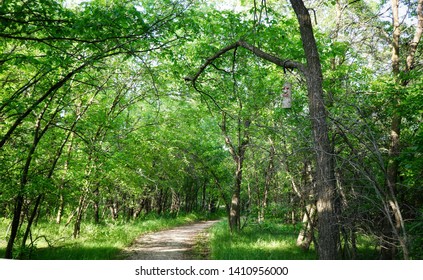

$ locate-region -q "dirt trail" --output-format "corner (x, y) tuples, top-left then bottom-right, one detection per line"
(121, 220), (219, 260)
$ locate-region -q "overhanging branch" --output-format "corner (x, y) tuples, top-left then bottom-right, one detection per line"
(184, 39), (306, 85)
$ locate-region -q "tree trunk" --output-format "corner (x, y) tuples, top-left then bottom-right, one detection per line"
(93, 187), (100, 224)
(170, 188), (180, 214)
(289, 0), (339, 259)
(296, 203), (316, 250)
(381, 0), (422, 260)
(73, 195), (85, 238)
(230, 157), (243, 232)
(296, 160), (316, 250)
(56, 191), (65, 224)
(109, 198), (119, 220)
(260, 143), (275, 222)
(5, 194), (24, 259)
(201, 180), (207, 211)
(220, 111), (249, 232)
(156, 188), (163, 215)
(229, 141), (246, 231)
(4, 104), (53, 258)
(19, 194), (43, 258)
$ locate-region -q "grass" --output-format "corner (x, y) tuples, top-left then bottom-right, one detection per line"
(207, 219), (381, 260)
(0, 212), (205, 260)
(1, 213), (382, 260)
(208, 219), (317, 260)
(350, 234), (380, 260)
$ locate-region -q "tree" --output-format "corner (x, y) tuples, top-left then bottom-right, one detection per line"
(381, 0), (422, 259)
(186, 0), (339, 258)
(1, 0), (192, 259)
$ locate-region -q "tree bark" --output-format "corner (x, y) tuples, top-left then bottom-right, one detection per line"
(295, 160), (316, 250)
(297, 203), (316, 250)
(289, 0), (339, 259)
(220, 112), (249, 232)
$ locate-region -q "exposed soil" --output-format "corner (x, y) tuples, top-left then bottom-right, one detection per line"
(121, 220), (219, 260)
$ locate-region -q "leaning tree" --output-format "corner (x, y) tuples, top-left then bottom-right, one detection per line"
(186, 0), (338, 259)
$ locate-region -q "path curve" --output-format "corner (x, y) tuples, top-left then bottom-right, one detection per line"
(122, 220), (219, 260)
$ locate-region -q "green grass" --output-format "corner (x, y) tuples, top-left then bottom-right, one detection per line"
(208, 220), (318, 260)
(0, 213), (204, 260)
(1, 213), (381, 260)
(207, 219), (382, 260)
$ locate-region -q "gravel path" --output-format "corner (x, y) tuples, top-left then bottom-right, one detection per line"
(121, 220), (219, 260)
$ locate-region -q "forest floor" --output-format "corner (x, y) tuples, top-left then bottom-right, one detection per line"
(120, 219), (220, 260)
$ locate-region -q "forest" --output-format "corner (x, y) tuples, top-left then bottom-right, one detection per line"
(0, 0), (422, 260)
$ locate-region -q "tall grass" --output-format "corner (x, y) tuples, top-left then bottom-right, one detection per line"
(0, 213), (203, 260)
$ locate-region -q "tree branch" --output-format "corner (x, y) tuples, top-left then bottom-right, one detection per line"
(0, 62), (89, 150)
(184, 39), (306, 85)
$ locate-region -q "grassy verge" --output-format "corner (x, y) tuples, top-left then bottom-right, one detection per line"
(0, 213), (205, 260)
(208, 219), (317, 260)
(208, 219), (381, 260)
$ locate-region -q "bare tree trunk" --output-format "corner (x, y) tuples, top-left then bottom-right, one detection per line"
(156, 188), (163, 215)
(297, 203), (316, 250)
(230, 191), (241, 231)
